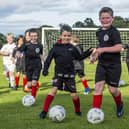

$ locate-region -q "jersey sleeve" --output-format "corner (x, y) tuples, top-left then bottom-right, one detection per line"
(112, 29), (122, 45)
(73, 46), (93, 60)
(43, 48), (54, 72)
(12, 47), (17, 57)
(0, 45), (6, 52)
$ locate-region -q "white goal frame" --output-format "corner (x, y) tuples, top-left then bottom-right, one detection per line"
(42, 27), (129, 60)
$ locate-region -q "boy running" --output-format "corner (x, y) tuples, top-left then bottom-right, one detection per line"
(0, 33), (16, 90)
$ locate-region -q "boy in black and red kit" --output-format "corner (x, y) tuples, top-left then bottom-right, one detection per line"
(90, 7), (124, 117)
(18, 29), (43, 99)
(39, 24), (93, 119)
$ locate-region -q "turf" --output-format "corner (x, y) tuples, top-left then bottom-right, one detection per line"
(0, 58), (129, 129)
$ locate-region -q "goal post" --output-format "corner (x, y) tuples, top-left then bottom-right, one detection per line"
(41, 27), (129, 60)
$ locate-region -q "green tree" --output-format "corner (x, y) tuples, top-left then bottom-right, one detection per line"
(113, 16), (129, 28)
(0, 33), (6, 48)
(84, 18), (97, 27)
(72, 21), (85, 28)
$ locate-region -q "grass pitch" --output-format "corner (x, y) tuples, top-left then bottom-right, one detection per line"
(0, 58), (129, 129)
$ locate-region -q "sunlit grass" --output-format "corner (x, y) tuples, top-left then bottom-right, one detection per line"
(0, 57), (129, 129)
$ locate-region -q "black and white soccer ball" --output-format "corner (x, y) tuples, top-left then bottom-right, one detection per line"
(22, 95), (35, 107)
(49, 105), (66, 122)
(87, 108), (104, 124)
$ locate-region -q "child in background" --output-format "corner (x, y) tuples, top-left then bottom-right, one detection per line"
(71, 35), (90, 95)
(12, 35), (27, 89)
(0, 33), (16, 90)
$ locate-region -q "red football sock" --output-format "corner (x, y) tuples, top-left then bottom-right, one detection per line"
(31, 85), (37, 98)
(92, 95), (102, 108)
(43, 95), (54, 112)
(36, 82), (40, 89)
(15, 76), (19, 87)
(23, 77), (27, 87)
(113, 92), (122, 106)
(72, 97), (80, 112)
(81, 79), (89, 88)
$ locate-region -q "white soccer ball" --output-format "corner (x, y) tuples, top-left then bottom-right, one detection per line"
(87, 108), (104, 124)
(49, 105), (66, 122)
(22, 95), (35, 107)
(118, 80), (125, 86)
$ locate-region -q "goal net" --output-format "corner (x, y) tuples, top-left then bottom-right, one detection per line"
(42, 27), (129, 61)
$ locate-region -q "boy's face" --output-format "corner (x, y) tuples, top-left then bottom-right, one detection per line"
(60, 31), (71, 44)
(6, 35), (14, 44)
(99, 12), (114, 29)
(71, 36), (79, 46)
(29, 32), (38, 43)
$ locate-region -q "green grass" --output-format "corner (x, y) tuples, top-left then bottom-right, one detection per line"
(0, 58), (129, 129)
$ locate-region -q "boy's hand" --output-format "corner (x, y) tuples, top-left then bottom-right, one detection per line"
(42, 70), (48, 76)
(90, 48), (99, 63)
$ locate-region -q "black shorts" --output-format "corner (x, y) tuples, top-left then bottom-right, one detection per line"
(26, 66), (41, 81)
(95, 63), (121, 87)
(75, 69), (85, 78)
(52, 76), (76, 93)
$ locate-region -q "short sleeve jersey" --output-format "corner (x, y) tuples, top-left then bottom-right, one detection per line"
(19, 42), (43, 66)
(96, 25), (122, 63)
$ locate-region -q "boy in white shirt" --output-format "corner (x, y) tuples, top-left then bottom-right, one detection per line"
(0, 33), (16, 90)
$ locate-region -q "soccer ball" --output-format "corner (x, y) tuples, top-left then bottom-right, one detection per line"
(118, 80), (125, 86)
(22, 95), (35, 107)
(49, 105), (66, 122)
(87, 108), (104, 124)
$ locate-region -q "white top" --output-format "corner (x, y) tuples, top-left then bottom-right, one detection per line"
(0, 43), (16, 64)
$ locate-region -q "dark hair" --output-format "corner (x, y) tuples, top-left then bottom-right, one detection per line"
(29, 28), (38, 36)
(99, 7), (114, 17)
(16, 35), (24, 45)
(60, 24), (72, 34)
(24, 29), (30, 35)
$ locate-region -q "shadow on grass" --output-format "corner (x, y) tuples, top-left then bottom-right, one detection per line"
(0, 89), (10, 94)
(119, 83), (129, 88)
(39, 82), (51, 91)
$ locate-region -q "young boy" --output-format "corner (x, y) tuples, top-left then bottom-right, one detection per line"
(90, 7), (123, 117)
(71, 35), (90, 95)
(18, 29), (43, 99)
(39, 24), (93, 119)
(0, 33), (16, 90)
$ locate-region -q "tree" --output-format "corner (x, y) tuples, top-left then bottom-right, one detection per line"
(0, 33), (6, 48)
(84, 18), (97, 27)
(113, 16), (129, 28)
(72, 18), (97, 28)
(72, 21), (85, 28)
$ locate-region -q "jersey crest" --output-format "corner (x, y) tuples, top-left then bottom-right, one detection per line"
(103, 34), (109, 41)
(35, 48), (40, 53)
